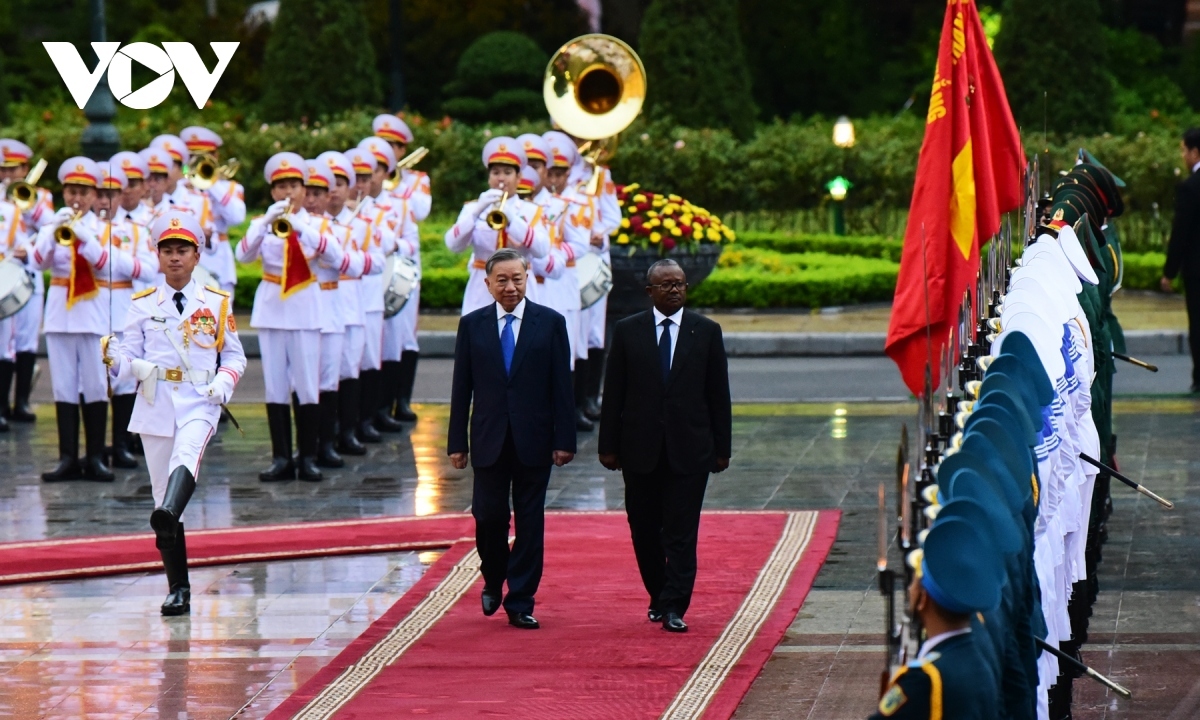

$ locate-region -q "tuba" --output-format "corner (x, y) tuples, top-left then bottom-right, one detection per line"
(543, 34), (645, 194)
(382, 146), (429, 192)
(7, 158), (48, 213)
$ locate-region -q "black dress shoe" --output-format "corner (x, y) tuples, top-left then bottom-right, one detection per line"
(481, 590), (501, 617)
(575, 409), (594, 432)
(160, 588), (190, 616)
(583, 398), (602, 421)
(648, 609), (663, 623)
(662, 612), (688, 633)
(507, 612), (540, 629)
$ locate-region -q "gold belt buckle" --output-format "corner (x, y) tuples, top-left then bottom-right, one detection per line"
(165, 368), (183, 382)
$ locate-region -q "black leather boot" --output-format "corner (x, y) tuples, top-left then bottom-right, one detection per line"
(392, 351), (419, 422)
(259, 403), (296, 481)
(159, 523), (191, 616)
(109, 393), (139, 469)
(0, 359), (14, 421)
(584, 348), (604, 420)
(296, 403), (323, 481)
(373, 361), (404, 432)
(42, 402), (81, 482)
(11, 352), (36, 422)
(337, 378), (367, 455)
(81, 401), (114, 481)
(150, 466), (195, 550)
(357, 370), (383, 443)
(315, 391), (344, 468)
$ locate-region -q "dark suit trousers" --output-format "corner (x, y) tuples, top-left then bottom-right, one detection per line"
(1186, 276), (1200, 386)
(472, 425), (552, 614)
(622, 446), (709, 617)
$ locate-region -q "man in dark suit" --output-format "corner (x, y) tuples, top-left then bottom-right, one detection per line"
(1163, 127), (1200, 392)
(448, 248), (576, 630)
(598, 259), (732, 633)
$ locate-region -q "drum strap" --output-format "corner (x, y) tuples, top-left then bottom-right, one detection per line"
(4, 211), (16, 251)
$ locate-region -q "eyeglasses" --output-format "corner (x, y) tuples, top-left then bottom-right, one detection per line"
(647, 281), (688, 292)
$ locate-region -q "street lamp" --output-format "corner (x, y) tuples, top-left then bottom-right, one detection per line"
(80, 0), (119, 159)
(826, 176), (852, 236)
(833, 116), (856, 149)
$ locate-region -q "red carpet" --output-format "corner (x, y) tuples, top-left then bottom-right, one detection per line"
(270, 510), (840, 720)
(0, 514), (474, 585)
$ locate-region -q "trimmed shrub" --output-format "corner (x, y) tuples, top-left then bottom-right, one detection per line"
(736, 232), (903, 261)
(440, 32), (548, 123)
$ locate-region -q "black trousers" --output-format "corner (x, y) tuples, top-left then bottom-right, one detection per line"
(622, 448), (709, 617)
(1185, 276), (1200, 387)
(472, 426), (552, 615)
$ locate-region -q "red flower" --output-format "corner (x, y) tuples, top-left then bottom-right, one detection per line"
(635, 223), (652, 237)
(663, 238), (677, 250)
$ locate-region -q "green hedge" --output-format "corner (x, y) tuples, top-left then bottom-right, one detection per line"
(736, 232), (903, 261)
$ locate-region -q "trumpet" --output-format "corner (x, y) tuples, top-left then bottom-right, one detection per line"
(189, 154), (240, 191)
(485, 191), (510, 231)
(272, 216), (292, 239)
(7, 158), (48, 212)
(55, 210), (85, 246)
(382, 146), (429, 192)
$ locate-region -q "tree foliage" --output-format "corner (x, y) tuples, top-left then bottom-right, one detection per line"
(639, 0), (757, 138)
(994, 0), (1113, 134)
(441, 32), (547, 122)
(261, 0), (381, 121)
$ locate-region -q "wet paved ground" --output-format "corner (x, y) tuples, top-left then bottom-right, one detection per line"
(0, 399), (1195, 718)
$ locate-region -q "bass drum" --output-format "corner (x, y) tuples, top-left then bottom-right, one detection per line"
(576, 253), (613, 310)
(383, 255), (419, 318)
(0, 260), (35, 320)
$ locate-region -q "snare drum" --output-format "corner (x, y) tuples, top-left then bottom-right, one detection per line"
(0, 260), (35, 320)
(383, 255), (419, 318)
(576, 253), (613, 310)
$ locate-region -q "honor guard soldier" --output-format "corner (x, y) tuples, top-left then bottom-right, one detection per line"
(322, 150), (381, 455)
(182, 127), (247, 299)
(373, 116), (430, 425)
(95, 163), (159, 468)
(103, 209), (246, 616)
(304, 158), (365, 467)
(360, 135), (423, 426)
(354, 138), (414, 436)
(31, 158), (132, 482)
(871, 519), (1003, 720)
(0, 140), (52, 423)
(109, 151), (158, 291)
(236, 152), (344, 482)
(445, 137), (550, 315)
(140, 147), (178, 214)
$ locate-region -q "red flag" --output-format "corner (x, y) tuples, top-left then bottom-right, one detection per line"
(279, 230), (315, 299)
(885, 0), (1023, 396)
(66, 241), (99, 309)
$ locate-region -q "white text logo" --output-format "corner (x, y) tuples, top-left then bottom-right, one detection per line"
(43, 42), (239, 110)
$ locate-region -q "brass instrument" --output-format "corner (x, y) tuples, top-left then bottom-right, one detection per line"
(55, 210), (85, 245)
(544, 34), (645, 195)
(382, 146), (429, 192)
(7, 158), (48, 212)
(189, 154), (240, 191)
(272, 216), (292, 239)
(485, 192), (510, 231)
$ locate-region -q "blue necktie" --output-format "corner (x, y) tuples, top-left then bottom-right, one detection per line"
(659, 318), (672, 383)
(501, 314), (516, 375)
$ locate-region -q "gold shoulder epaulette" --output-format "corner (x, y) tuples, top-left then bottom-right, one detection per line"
(205, 285), (230, 297)
(132, 287), (156, 300)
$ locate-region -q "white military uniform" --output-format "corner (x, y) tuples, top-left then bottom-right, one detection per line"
(112, 277), (245, 508)
(532, 186), (588, 366)
(0, 199), (28, 362)
(334, 199), (380, 380)
(182, 127), (247, 299)
(0, 141), (51, 359)
(570, 161), (620, 351)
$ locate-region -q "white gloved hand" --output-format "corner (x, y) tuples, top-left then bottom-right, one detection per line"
(204, 373), (234, 405)
(474, 189), (504, 217)
(52, 207), (75, 227)
(101, 334), (120, 367)
(264, 199), (291, 223)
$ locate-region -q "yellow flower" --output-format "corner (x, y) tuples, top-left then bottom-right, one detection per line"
(646, 210), (658, 219)
(662, 218), (676, 229)
(617, 233), (630, 244)
(650, 232), (662, 244)
(617, 200), (625, 207)
(670, 227), (682, 237)
(706, 228), (720, 241)
(620, 218), (631, 229)
(664, 203), (679, 214)
(633, 193), (646, 203)
(668, 194), (682, 202)
(697, 208), (710, 217)
(722, 227), (735, 240)
(647, 219), (660, 228)
(652, 198), (665, 208)
(680, 213), (694, 225)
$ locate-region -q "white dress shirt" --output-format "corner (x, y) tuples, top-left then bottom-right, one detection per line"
(1192, 160), (1200, 173)
(917, 627), (972, 660)
(496, 298), (526, 344)
(653, 306), (684, 366)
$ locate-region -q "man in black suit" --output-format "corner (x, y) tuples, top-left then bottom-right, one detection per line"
(1163, 127), (1200, 392)
(448, 248), (576, 629)
(598, 259), (732, 633)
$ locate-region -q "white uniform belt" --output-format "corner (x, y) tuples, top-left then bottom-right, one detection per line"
(156, 367), (213, 383)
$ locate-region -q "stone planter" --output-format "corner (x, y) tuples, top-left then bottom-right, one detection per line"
(606, 243), (723, 317)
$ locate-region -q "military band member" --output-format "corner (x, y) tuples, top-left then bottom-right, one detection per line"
(236, 152), (344, 482)
(445, 137), (550, 315)
(96, 163), (159, 468)
(372, 114), (432, 222)
(139, 147), (178, 213)
(30, 158), (132, 482)
(0, 140), (51, 423)
(103, 209), (246, 616)
(110, 151), (157, 291)
(0, 187), (29, 429)
(354, 138), (412, 436)
(304, 158), (365, 468)
(182, 127), (247, 299)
